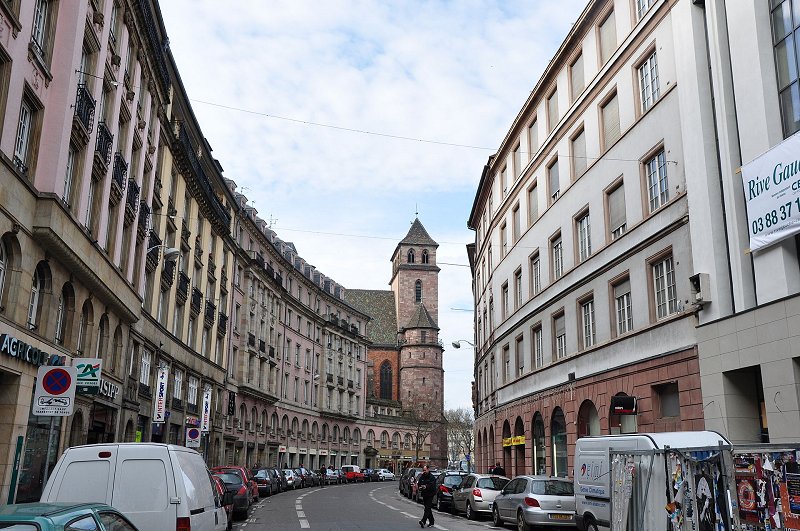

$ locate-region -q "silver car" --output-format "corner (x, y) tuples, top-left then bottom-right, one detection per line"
(451, 473), (510, 520)
(491, 476), (575, 530)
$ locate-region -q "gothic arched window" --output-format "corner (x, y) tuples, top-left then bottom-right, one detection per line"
(407, 249), (415, 263)
(422, 249), (429, 264)
(380, 361), (392, 400)
(415, 280), (422, 303)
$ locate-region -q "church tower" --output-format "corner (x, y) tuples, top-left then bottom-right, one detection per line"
(390, 219), (446, 467)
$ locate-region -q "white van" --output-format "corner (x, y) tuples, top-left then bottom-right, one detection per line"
(40, 442), (229, 531)
(574, 431), (729, 531)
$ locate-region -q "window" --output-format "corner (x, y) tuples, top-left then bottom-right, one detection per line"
(527, 183), (538, 225)
(599, 10), (617, 64)
(513, 144), (522, 178)
(553, 314), (566, 359)
(500, 223), (508, 256)
(551, 234), (563, 279)
(512, 205), (521, 242)
(415, 279), (422, 303)
(139, 350), (151, 386)
(645, 149), (669, 212)
(601, 92), (621, 150)
(514, 269), (522, 309)
(571, 129), (587, 178)
(577, 212), (591, 261)
(500, 166), (507, 196)
(636, 0), (656, 21)
(608, 183), (627, 239)
(63, 147), (77, 207)
(528, 119), (538, 158)
(516, 336), (524, 376)
(655, 382), (680, 418)
(638, 51), (660, 112)
(570, 52), (584, 101)
(530, 253), (541, 296)
(501, 282), (509, 319)
(407, 249), (415, 263)
(652, 255), (677, 319)
(421, 249), (429, 264)
(547, 89), (558, 132)
(188, 376), (198, 405)
(614, 279), (633, 335)
(548, 159), (560, 203)
(31, 0), (51, 60)
(174, 369), (183, 399)
(14, 99), (33, 175)
(580, 298), (596, 349)
(503, 345), (510, 383)
(771, 0), (800, 136)
(380, 361), (392, 399)
(532, 326), (543, 368)
(0, 240), (6, 307)
(27, 268), (41, 327)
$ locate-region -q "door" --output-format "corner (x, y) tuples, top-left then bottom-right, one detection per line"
(112, 445), (178, 531)
(497, 478), (519, 520)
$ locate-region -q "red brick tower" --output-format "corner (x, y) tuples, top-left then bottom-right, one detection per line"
(390, 219), (446, 467)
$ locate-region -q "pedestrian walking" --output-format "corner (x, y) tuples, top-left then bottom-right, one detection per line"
(491, 461), (506, 476)
(319, 465), (327, 488)
(417, 465), (436, 528)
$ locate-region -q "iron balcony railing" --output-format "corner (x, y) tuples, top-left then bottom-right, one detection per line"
(190, 288), (202, 315)
(96, 122), (113, 164)
(112, 152), (128, 189)
(146, 230), (161, 265)
(217, 312), (227, 336)
(204, 300), (216, 326)
(74, 83), (96, 133)
(176, 271), (189, 303)
(247, 333), (256, 347)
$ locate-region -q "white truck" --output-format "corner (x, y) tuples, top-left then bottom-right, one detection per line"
(574, 431), (731, 531)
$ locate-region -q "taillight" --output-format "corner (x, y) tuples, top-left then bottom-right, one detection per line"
(238, 486), (248, 495)
(524, 497), (540, 508)
(439, 485), (449, 493)
(176, 516), (191, 531)
(472, 488), (482, 498)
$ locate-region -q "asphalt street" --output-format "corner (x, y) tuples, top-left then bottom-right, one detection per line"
(232, 481), (506, 531)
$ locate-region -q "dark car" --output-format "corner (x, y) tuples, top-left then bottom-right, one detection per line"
(214, 472), (250, 520)
(432, 471), (468, 512)
(400, 467), (421, 497)
(271, 468), (287, 492)
(213, 474), (234, 530)
(253, 468), (277, 497)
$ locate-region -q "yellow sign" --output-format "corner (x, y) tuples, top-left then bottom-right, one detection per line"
(502, 437), (513, 447)
(512, 436), (525, 446)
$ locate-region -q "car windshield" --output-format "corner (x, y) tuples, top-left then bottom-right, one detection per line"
(443, 475), (465, 487)
(476, 477), (510, 490)
(531, 480), (574, 496)
(254, 470), (268, 478)
(0, 525), (39, 530)
(215, 473), (243, 486)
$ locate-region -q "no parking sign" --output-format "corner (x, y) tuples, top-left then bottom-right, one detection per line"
(186, 427), (201, 448)
(33, 365), (77, 416)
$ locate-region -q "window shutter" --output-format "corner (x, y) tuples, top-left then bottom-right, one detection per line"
(572, 130), (587, 176)
(528, 185), (538, 221)
(600, 10), (616, 64)
(549, 160), (559, 198)
(614, 279), (631, 300)
(555, 315), (565, 336)
(603, 94), (621, 148)
(609, 185), (626, 232)
(571, 54), (584, 100)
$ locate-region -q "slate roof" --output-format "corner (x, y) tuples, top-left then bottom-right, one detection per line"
(403, 302), (439, 330)
(345, 289), (398, 346)
(399, 218), (438, 247)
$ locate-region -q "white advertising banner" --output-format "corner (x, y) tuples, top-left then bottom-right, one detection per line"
(153, 365), (169, 423)
(741, 133), (800, 252)
(201, 386), (212, 432)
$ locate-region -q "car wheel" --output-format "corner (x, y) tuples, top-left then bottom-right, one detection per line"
(492, 506), (503, 528)
(516, 511), (531, 531)
(584, 517), (600, 531)
(436, 497), (443, 512)
(465, 502), (475, 520)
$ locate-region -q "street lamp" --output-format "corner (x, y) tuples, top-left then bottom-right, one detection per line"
(146, 245), (180, 261)
(451, 340), (475, 349)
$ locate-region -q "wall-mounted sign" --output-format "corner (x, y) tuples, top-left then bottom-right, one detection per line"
(98, 379), (120, 400)
(742, 132), (800, 251)
(318, 449), (327, 455)
(279, 445), (288, 453)
(186, 427), (201, 448)
(201, 387), (211, 432)
(75, 358), (102, 395)
(227, 391), (236, 416)
(33, 365), (77, 416)
(611, 395), (637, 415)
(153, 366), (168, 423)
(0, 333), (65, 367)
(185, 416), (200, 427)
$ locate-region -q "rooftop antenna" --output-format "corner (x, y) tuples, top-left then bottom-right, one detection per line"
(266, 214), (279, 228)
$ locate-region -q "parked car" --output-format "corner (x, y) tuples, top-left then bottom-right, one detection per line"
(211, 466), (259, 503)
(491, 476), (576, 530)
(0, 502), (140, 531)
(374, 468), (395, 481)
(40, 442), (229, 531)
(270, 468), (287, 492)
(213, 474), (234, 530)
(432, 471), (468, 512)
(214, 472), (250, 520)
(324, 469), (339, 485)
(253, 468), (277, 497)
(400, 467), (421, 497)
(333, 469), (346, 484)
(452, 473), (510, 520)
(341, 465), (365, 482)
(283, 469), (299, 489)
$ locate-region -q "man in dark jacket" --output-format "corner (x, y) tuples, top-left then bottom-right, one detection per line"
(492, 462), (507, 476)
(418, 465), (437, 528)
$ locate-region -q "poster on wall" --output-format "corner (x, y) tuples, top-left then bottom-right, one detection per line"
(153, 365), (169, 423)
(201, 386), (211, 432)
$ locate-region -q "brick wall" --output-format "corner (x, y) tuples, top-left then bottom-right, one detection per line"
(367, 348), (399, 400)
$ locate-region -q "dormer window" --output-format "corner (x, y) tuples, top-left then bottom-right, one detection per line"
(407, 249), (415, 263)
(421, 249), (429, 264)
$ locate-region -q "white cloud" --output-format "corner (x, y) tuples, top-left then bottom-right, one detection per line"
(159, 0), (587, 411)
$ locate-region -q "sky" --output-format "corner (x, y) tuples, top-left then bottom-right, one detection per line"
(158, 1), (588, 411)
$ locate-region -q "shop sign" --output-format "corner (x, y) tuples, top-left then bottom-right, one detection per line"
(742, 132), (800, 251)
(153, 365), (169, 423)
(318, 449), (327, 455)
(502, 437), (513, 447)
(227, 391), (235, 416)
(288, 447), (298, 453)
(98, 379), (120, 400)
(512, 436), (525, 445)
(33, 365), (77, 416)
(330, 451), (337, 456)
(279, 445), (287, 453)
(0, 333), (65, 367)
(299, 447), (308, 453)
(185, 416), (200, 427)
(201, 386), (212, 432)
(75, 358), (102, 395)
(309, 449), (317, 454)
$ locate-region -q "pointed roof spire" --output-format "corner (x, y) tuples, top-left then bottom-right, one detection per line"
(403, 302), (439, 330)
(400, 218), (438, 248)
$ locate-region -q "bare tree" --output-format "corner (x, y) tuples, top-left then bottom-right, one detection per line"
(444, 407), (474, 467)
(406, 403), (444, 464)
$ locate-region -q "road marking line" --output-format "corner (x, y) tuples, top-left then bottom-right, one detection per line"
(385, 505), (397, 510)
(401, 512), (417, 518)
(299, 519), (310, 529)
(297, 511), (305, 517)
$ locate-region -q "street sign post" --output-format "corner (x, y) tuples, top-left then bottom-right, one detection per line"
(75, 358), (102, 395)
(186, 427), (201, 448)
(33, 365), (77, 416)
